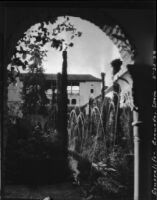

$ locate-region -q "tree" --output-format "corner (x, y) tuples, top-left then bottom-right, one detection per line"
(10, 16), (82, 113)
(10, 16), (82, 70)
(9, 16), (82, 155)
(21, 44), (49, 115)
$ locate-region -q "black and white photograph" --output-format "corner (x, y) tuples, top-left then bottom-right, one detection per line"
(0, 1), (156, 200)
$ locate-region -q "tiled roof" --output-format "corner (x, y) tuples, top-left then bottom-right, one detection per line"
(44, 74), (101, 82)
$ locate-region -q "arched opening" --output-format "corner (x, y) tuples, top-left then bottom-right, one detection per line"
(4, 11), (136, 199)
(4, 8), (136, 67)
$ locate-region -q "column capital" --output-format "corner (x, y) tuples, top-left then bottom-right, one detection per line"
(127, 64), (153, 107)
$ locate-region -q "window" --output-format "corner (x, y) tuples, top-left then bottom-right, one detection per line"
(67, 86), (72, 94)
(71, 99), (77, 105)
(67, 86), (79, 94)
(72, 86), (79, 94)
(90, 89), (94, 93)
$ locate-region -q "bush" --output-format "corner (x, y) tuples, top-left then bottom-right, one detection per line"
(5, 119), (70, 184)
(68, 99), (134, 199)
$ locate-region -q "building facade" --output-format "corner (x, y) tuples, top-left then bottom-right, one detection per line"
(45, 74), (102, 107)
(8, 73), (102, 108)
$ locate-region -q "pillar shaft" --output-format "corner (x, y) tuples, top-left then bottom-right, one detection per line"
(132, 110), (143, 200)
(128, 64), (153, 200)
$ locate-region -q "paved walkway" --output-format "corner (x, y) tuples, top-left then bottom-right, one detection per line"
(3, 183), (85, 200)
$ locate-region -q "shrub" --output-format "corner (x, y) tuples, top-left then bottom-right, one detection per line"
(5, 118), (70, 184)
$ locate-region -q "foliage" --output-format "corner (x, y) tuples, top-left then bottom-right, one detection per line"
(5, 118), (70, 184)
(7, 102), (23, 124)
(68, 96), (134, 198)
(6, 16), (83, 184)
(10, 16), (82, 72)
(9, 16), (82, 116)
(21, 61), (49, 115)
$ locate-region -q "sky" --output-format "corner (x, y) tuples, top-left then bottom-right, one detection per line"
(15, 16), (122, 86)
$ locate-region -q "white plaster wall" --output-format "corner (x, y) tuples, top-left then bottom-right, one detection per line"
(79, 81), (101, 106)
(7, 78), (101, 107)
(68, 93), (80, 106)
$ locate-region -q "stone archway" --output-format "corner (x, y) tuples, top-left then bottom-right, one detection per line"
(4, 7), (136, 68)
(3, 4), (137, 189)
(2, 6), (154, 200)
(4, 9), (137, 162)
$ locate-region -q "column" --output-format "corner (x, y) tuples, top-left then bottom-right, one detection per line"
(128, 64), (153, 200)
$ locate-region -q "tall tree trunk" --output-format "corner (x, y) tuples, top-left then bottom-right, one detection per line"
(56, 73), (62, 132)
(101, 72), (105, 101)
(60, 50), (68, 157)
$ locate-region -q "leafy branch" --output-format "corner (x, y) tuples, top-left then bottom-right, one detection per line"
(10, 16), (82, 71)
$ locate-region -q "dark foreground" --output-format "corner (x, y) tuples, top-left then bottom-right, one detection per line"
(2, 183), (84, 200)
(2, 183), (134, 200)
